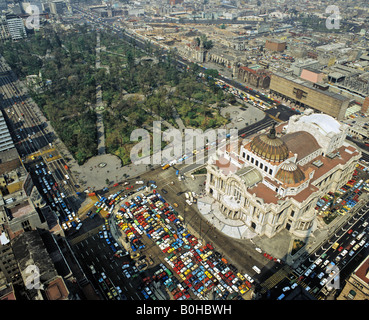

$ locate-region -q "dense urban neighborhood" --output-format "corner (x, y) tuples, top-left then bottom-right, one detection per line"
(0, 0), (369, 312)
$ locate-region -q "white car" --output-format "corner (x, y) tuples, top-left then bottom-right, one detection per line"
(304, 268), (312, 277)
(291, 283), (298, 289)
(282, 286), (290, 292)
(317, 272), (325, 279)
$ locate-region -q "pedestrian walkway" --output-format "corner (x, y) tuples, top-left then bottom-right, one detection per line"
(95, 31), (106, 155)
(259, 265), (292, 294)
(197, 196), (257, 240)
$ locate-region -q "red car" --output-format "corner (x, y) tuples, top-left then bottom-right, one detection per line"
(348, 229), (353, 234)
(338, 246), (343, 252)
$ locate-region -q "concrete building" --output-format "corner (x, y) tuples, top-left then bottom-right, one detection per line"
(265, 38), (286, 52)
(11, 230), (69, 300)
(0, 0), (7, 11)
(183, 38), (207, 63)
(4, 13), (26, 40)
(300, 68), (324, 84)
(269, 72), (353, 120)
(0, 111), (14, 152)
(291, 59), (321, 77)
(237, 66), (271, 89)
(49, 0), (66, 15)
(205, 110), (360, 239)
(337, 255), (369, 300)
(0, 230), (22, 288)
(0, 15), (10, 42)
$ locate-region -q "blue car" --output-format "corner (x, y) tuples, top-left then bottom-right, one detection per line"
(141, 290), (149, 299)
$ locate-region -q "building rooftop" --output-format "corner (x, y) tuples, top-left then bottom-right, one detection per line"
(44, 277), (69, 300)
(353, 255), (369, 286)
(281, 131), (321, 162)
(298, 113), (342, 135)
(11, 230), (59, 287)
(9, 200), (33, 219)
(273, 72), (350, 102)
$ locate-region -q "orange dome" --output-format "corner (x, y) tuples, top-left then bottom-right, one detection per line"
(275, 162), (305, 185)
(250, 125), (289, 163)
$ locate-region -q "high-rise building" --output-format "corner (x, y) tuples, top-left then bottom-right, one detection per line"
(49, 0), (66, 15)
(4, 13), (26, 40)
(0, 111), (14, 152)
(0, 0), (7, 11)
(0, 15), (10, 41)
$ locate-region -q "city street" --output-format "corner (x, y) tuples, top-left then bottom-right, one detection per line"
(262, 203), (369, 300)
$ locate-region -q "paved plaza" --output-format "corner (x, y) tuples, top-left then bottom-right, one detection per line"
(68, 153), (150, 191)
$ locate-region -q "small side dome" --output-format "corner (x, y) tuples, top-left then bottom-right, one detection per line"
(275, 162), (305, 185)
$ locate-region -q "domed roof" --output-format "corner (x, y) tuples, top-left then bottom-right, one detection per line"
(250, 124), (289, 163)
(275, 161), (305, 185)
(299, 113), (341, 135)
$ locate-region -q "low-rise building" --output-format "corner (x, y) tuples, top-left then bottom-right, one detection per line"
(237, 66), (271, 89)
(337, 255), (369, 300)
(265, 38), (286, 52)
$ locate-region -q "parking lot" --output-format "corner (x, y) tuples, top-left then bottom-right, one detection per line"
(71, 179), (261, 300)
(72, 225), (173, 301)
(316, 164), (369, 225)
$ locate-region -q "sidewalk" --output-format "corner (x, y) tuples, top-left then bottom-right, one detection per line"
(196, 195), (257, 240)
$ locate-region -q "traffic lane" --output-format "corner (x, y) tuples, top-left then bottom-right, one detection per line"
(311, 242), (369, 294)
(28, 160), (79, 224)
(72, 233), (146, 300)
(298, 208), (369, 274)
(301, 230), (368, 292)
